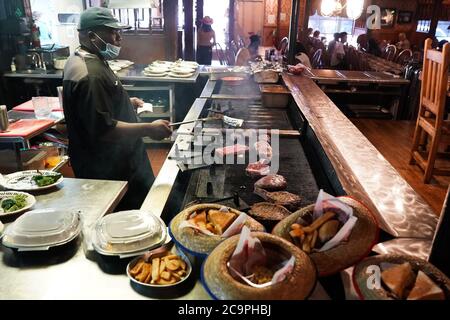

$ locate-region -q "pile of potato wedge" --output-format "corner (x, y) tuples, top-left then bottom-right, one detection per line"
(129, 253), (188, 285)
(289, 211), (341, 253)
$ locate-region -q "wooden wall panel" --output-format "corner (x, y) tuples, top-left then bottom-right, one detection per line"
(235, 0), (264, 46)
(119, 35), (167, 64)
(369, 0), (419, 45)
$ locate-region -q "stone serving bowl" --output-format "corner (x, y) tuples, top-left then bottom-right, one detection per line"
(201, 232), (317, 300)
(169, 204), (265, 259)
(272, 196), (379, 277)
(352, 254), (450, 300)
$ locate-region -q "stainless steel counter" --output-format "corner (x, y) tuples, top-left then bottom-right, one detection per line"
(0, 177), (181, 299)
(3, 64), (200, 83)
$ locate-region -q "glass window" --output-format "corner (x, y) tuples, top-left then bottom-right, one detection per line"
(436, 21), (450, 42)
(308, 11), (356, 46)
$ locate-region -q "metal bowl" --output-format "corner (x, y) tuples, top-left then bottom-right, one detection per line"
(126, 248), (194, 299)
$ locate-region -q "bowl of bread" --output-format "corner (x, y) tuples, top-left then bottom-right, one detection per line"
(272, 196), (379, 276)
(169, 204), (265, 259)
(352, 254), (450, 300)
(201, 231), (317, 300)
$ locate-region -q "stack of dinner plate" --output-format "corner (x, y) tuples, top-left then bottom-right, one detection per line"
(168, 66), (196, 78)
(143, 65), (170, 77)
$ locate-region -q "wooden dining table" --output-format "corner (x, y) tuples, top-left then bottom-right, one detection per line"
(362, 52), (404, 75)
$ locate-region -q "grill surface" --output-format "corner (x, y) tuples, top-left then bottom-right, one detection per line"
(181, 80), (319, 210)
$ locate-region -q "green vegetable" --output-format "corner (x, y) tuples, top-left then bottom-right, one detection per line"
(32, 173), (62, 187)
(1, 194), (27, 213)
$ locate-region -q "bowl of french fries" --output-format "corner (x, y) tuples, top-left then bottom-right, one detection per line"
(169, 203), (265, 259)
(272, 196), (379, 276)
(126, 246), (193, 298)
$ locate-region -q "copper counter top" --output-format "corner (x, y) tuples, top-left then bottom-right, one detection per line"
(283, 73), (437, 239)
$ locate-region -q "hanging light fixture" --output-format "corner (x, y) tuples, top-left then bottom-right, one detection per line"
(320, 0), (364, 19)
(346, 0), (364, 20)
(321, 0), (339, 17)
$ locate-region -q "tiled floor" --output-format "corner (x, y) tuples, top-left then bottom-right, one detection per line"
(146, 145), (171, 176)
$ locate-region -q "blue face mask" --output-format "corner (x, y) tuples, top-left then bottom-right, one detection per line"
(91, 32), (121, 60)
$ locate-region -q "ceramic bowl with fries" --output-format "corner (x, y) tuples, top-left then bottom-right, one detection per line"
(126, 246), (193, 298)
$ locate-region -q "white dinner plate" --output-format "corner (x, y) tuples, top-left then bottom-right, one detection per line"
(168, 72), (194, 78)
(0, 170), (64, 191)
(0, 191), (36, 217)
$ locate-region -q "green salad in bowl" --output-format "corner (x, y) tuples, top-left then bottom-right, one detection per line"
(1, 194), (27, 213)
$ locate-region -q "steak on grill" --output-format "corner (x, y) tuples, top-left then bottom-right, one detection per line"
(254, 187), (302, 211)
(249, 202), (291, 222)
(246, 161), (270, 177)
(254, 174), (287, 191)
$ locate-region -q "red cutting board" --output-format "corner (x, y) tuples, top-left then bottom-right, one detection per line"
(0, 119), (55, 138)
(12, 97), (63, 112)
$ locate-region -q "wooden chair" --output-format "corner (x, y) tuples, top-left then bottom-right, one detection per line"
(225, 46), (236, 65)
(238, 36), (246, 48)
(396, 49), (413, 66)
(214, 43), (227, 65)
(235, 47), (251, 66)
(278, 37), (289, 55)
(409, 38), (450, 183)
(311, 49), (323, 69)
(383, 44), (397, 61)
(229, 40), (239, 56)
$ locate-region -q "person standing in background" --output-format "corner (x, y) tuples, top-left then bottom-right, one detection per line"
(396, 32), (411, 51)
(330, 32), (347, 69)
(196, 16), (216, 65)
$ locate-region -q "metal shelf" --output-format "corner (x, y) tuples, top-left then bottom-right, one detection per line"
(139, 111), (170, 119)
(123, 83), (175, 144)
(142, 137), (172, 145)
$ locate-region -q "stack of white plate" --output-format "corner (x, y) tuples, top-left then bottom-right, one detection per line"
(143, 60), (198, 78)
(2, 208), (81, 251)
(168, 66), (196, 78)
(176, 60), (199, 69)
(143, 65), (170, 77)
(92, 210), (167, 258)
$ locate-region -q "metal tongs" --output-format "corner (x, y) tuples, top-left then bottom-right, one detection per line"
(168, 118), (210, 127)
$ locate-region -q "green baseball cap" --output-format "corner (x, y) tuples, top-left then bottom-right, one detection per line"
(78, 7), (131, 31)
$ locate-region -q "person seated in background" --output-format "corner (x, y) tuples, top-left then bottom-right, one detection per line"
(313, 30), (321, 43)
(357, 33), (368, 52)
(247, 34), (261, 59)
(396, 32), (411, 51)
(294, 42), (312, 68)
(438, 40), (449, 51)
(367, 38), (382, 56)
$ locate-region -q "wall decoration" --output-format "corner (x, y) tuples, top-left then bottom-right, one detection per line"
(397, 11), (413, 24)
(380, 8), (396, 27)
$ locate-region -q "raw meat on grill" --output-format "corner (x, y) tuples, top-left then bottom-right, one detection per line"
(254, 187), (302, 211)
(254, 174), (287, 191)
(246, 161), (271, 177)
(254, 141), (272, 162)
(215, 144), (249, 157)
